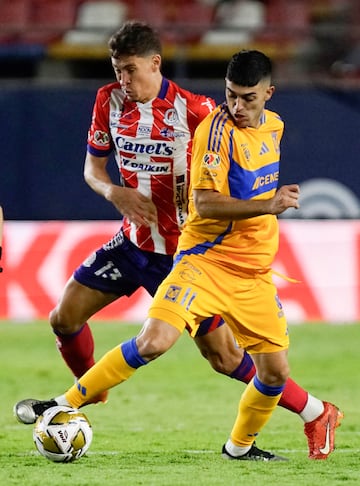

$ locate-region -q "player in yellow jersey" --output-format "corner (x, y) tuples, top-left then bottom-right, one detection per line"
(146, 50), (298, 459)
(14, 50), (342, 460)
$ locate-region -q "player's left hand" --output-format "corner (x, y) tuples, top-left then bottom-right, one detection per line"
(270, 184), (300, 215)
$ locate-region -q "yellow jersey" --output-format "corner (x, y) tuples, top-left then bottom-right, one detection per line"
(176, 103), (284, 270)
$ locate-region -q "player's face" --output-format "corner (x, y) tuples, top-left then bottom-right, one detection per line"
(111, 54), (162, 103)
(225, 79), (275, 128)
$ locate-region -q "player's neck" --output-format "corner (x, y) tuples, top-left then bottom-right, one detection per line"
(140, 74), (163, 103)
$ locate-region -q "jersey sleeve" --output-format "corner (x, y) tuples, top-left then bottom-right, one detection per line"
(87, 87), (114, 157)
(184, 92), (216, 136)
(190, 110), (230, 195)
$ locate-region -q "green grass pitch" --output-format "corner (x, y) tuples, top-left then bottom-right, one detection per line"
(0, 321), (359, 485)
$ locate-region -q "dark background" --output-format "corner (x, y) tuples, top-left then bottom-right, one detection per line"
(1, 81), (359, 220)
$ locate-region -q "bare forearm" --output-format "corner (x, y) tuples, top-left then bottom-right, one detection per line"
(84, 160), (117, 201)
(195, 191), (272, 219)
(194, 185), (300, 220)
(83, 152), (157, 225)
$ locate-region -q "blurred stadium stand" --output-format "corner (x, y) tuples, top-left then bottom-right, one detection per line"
(0, 0), (359, 82)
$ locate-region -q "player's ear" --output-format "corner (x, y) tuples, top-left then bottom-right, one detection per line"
(152, 54), (161, 71)
(265, 85), (275, 101)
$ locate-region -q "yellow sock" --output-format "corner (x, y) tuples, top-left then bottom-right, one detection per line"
(230, 378), (282, 447)
(65, 344), (137, 409)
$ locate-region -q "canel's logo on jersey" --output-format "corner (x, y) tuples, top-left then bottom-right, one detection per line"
(202, 153), (220, 167)
(115, 136), (174, 156)
(252, 171), (279, 190)
(163, 108), (179, 125)
(93, 130), (110, 146)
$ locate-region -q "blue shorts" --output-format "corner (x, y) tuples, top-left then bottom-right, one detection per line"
(74, 230), (224, 337)
(74, 230), (173, 297)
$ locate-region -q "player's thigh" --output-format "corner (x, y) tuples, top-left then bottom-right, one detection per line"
(224, 273), (289, 353)
(50, 276), (119, 329)
(194, 323), (244, 370)
(194, 321), (234, 357)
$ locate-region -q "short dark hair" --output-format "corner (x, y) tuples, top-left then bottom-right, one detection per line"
(226, 50), (272, 86)
(108, 21), (162, 59)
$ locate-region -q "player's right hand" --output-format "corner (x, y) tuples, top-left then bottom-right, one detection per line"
(108, 186), (157, 227)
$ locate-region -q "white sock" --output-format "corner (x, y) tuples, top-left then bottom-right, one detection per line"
(225, 439), (251, 457)
(54, 394), (71, 407)
(300, 395), (324, 423)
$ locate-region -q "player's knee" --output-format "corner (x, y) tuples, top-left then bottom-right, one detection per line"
(49, 306), (81, 334)
(206, 352), (240, 375)
(275, 366), (289, 385)
(136, 320), (180, 361)
(257, 365), (289, 386)
(135, 334), (170, 361)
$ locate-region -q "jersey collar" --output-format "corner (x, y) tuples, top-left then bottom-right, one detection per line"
(158, 77), (169, 99)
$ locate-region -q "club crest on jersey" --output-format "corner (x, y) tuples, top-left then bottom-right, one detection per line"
(163, 108), (179, 126)
(164, 285), (182, 302)
(203, 153), (220, 168)
(93, 130), (110, 146)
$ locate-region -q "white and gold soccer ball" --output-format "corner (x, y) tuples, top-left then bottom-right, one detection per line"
(33, 406), (93, 463)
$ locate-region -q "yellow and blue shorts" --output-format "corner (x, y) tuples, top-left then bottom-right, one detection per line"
(148, 253), (289, 354)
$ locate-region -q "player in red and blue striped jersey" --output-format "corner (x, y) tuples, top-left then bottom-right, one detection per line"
(86, 76), (214, 255)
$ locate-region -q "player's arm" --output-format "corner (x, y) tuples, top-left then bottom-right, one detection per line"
(194, 185), (300, 220)
(191, 115), (299, 220)
(84, 152), (157, 227)
(0, 205), (3, 272)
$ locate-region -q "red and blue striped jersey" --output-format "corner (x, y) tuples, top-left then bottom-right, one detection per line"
(87, 78), (215, 255)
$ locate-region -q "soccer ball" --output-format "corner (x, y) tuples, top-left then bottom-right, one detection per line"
(33, 406), (93, 463)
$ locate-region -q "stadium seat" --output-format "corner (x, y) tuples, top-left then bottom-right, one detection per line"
(21, 0), (78, 44)
(0, 0), (30, 43)
(258, 0), (311, 43)
(0, 0), (44, 75)
(131, 0), (215, 44)
(128, 0), (168, 30)
(62, 0), (128, 45)
(201, 0), (265, 45)
(165, 1), (215, 44)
